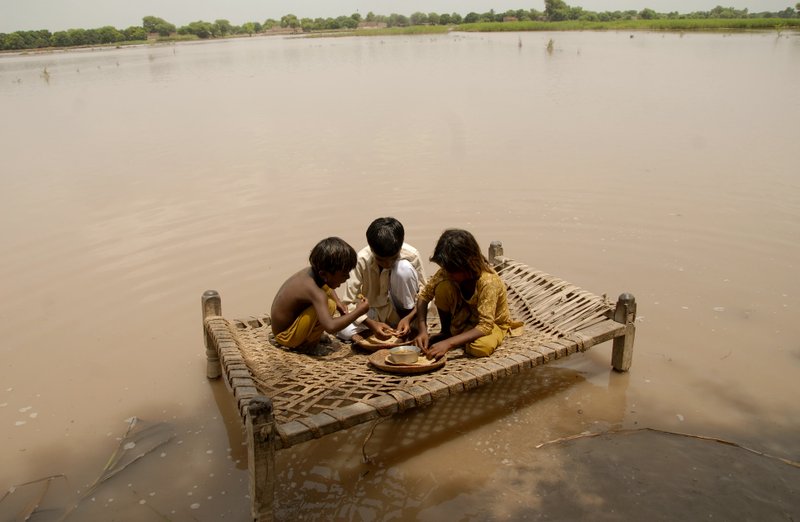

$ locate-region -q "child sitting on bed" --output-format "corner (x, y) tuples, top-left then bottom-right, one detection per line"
(337, 217), (427, 341)
(402, 228), (522, 360)
(271, 237), (369, 350)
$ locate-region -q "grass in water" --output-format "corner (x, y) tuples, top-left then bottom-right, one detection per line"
(457, 18), (800, 33)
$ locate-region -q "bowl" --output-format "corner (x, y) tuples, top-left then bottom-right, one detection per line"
(388, 345), (420, 364)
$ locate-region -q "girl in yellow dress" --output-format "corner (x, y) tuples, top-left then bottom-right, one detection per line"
(401, 229), (522, 360)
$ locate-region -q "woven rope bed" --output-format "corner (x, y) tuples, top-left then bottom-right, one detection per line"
(201, 242), (636, 521)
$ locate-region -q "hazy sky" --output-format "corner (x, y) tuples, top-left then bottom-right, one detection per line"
(1, 0), (795, 32)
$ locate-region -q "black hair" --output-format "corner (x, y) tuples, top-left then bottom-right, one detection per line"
(309, 237), (357, 276)
(366, 217), (405, 258)
(430, 229), (491, 278)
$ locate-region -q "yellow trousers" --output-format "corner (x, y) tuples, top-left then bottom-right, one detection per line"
(275, 290), (336, 349)
(433, 280), (507, 357)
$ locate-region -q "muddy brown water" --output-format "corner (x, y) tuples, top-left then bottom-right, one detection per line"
(1, 31), (799, 520)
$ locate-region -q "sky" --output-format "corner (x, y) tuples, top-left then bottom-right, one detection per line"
(0, 0), (795, 33)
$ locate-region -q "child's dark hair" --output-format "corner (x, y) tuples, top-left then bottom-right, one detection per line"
(309, 237), (357, 276)
(430, 229), (491, 278)
(366, 217), (405, 258)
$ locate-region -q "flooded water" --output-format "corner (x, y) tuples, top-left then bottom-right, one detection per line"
(1, 31), (799, 520)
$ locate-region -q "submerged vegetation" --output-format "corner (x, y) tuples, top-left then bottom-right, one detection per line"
(458, 17), (800, 32)
(2, 1), (799, 52)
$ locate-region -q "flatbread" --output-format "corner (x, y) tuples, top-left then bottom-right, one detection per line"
(352, 333), (409, 351)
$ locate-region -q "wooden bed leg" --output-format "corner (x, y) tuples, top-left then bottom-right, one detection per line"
(247, 397), (277, 522)
(202, 290), (222, 379)
(612, 293), (636, 372)
(488, 240), (504, 266)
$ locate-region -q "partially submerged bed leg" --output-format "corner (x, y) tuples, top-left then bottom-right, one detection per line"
(246, 396), (277, 522)
(612, 293), (636, 372)
(202, 290), (222, 379)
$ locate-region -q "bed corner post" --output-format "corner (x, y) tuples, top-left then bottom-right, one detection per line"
(202, 290), (222, 379)
(247, 396), (277, 522)
(611, 293), (636, 372)
(488, 240), (504, 266)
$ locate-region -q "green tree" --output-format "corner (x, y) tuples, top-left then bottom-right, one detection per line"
(50, 31), (72, 47)
(480, 9), (498, 22)
(639, 8), (658, 19)
(365, 11), (376, 22)
(83, 28), (101, 45)
(545, 0), (570, 21)
(3, 32), (26, 49)
(123, 26), (147, 40)
(464, 12), (480, 23)
(410, 12), (428, 25)
(450, 13), (463, 24)
(263, 19), (278, 29)
(96, 26), (123, 43)
(428, 12), (440, 25)
(214, 19), (232, 36)
(280, 14), (300, 29)
(335, 15), (358, 29)
(529, 9), (544, 21)
(387, 13), (409, 27)
(241, 22), (257, 35)
(67, 28), (87, 45)
(178, 21), (216, 38)
(142, 16), (176, 36)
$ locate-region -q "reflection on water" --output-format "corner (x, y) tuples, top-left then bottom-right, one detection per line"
(1, 30), (799, 519)
(273, 365), (627, 520)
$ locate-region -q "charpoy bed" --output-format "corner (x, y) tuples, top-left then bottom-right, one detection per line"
(201, 242), (636, 521)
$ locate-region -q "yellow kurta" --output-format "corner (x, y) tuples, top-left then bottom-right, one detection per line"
(419, 268), (523, 356)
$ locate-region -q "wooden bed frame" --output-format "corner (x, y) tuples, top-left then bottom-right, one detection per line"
(201, 242), (636, 521)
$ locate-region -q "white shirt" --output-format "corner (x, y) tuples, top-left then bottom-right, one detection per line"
(342, 243), (427, 323)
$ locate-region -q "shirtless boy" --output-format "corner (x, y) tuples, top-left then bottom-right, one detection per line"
(271, 237), (369, 349)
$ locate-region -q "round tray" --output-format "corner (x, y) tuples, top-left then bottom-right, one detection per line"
(352, 333), (410, 352)
(368, 349), (445, 375)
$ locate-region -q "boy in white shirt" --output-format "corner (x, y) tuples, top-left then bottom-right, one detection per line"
(337, 217), (427, 341)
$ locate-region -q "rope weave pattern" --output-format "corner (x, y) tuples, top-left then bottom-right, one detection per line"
(205, 259), (613, 447)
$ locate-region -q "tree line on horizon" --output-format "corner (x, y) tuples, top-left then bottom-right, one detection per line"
(2, 1), (799, 51)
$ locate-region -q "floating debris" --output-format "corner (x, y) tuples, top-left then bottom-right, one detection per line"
(1, 417), (174, 520)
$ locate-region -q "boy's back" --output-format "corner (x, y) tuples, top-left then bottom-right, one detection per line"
(270, 268), (326, 335)
(269, 237), (369, 349)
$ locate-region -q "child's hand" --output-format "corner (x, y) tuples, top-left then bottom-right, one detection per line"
(354, 296), (369, 316)
(413, 330), (429, 351)
(395, 317), (411, 337)
(426, 340), (454, 360)
(336, 302), (348, 316)
(370, 322), (396, 340)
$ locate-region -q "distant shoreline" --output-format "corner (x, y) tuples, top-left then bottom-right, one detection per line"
(2, 18), (798, 58)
